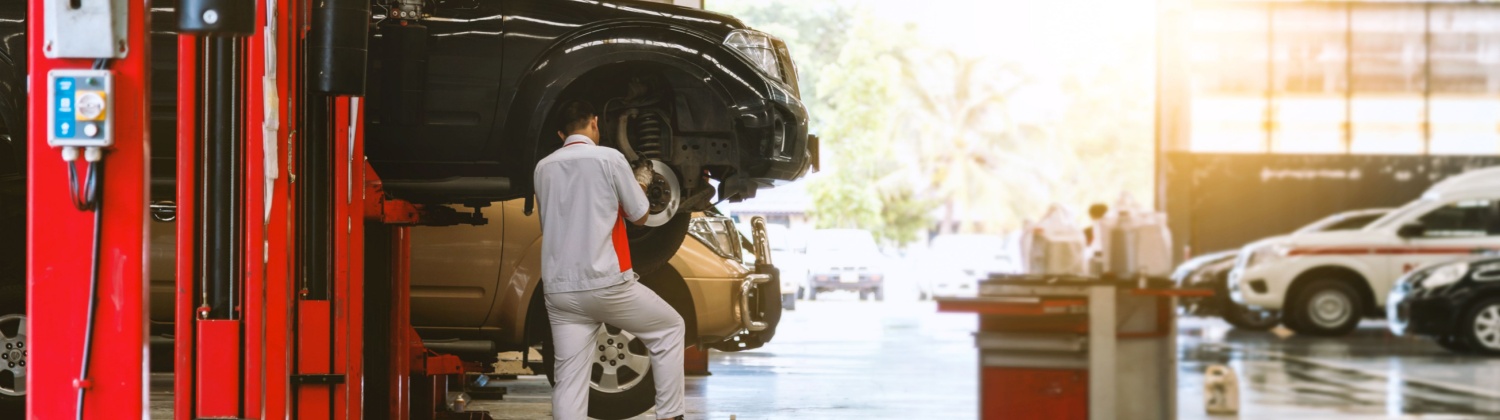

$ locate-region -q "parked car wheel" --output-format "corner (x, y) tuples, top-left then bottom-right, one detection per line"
(858, 289), (869, 301)
(807, 286), (818, 301)
(625, 212), (690, 276)
(1461, 298), (1500, 356)
(781, 293), (796, 311)
(873, 286), (884, 302)
(542, 324), (657, 420)
(1220, 303), (1281, 331)
(1287, 279), (1362, 337)
(0, 284), (24, 415)
(1434, 335), (1475, 354)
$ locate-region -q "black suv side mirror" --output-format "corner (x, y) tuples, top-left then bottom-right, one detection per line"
(1397, 222), (1426, 239)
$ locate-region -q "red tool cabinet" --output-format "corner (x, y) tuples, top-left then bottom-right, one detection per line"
(939, 276), (1212, 420)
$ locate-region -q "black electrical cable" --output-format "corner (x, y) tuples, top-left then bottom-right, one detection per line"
(66, 160), (101, 211)
(72, 158), (104, 420)
(73, 58), (110, 420)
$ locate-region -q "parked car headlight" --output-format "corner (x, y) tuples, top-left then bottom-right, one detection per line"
(1473, 261), (1500, 282)
(724, 29), (783, 81)
(1419, 262), (1469, 289)
(1244, 244), (1289, 271)
(689, 216), (743, 261)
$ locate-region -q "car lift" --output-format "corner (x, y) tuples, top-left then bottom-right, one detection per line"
(29, 0), (494, 418)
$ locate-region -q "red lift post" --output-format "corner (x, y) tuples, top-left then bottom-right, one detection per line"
(28, 0), (495, 417)
(168, 0), (491, 418)
(26, 0), (152, 418)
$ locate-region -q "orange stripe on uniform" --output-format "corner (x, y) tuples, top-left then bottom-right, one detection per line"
(612, 209), (633, 272)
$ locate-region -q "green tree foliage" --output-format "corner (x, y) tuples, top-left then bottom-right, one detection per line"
(710, 0), (1154, 245)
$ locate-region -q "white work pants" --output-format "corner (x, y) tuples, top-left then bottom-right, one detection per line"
(546, 280), (686, 420)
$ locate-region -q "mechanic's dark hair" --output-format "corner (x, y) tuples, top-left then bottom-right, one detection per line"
(1088, 203), (1109, 219)
(557, 100), (597, 134)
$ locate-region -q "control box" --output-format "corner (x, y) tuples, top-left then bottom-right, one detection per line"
(47, 70), (114, 148)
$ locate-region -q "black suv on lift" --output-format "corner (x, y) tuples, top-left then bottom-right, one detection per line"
(0, 0), (812, 412)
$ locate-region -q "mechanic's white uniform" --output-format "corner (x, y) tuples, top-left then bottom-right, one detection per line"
(534, 134), (685, 420)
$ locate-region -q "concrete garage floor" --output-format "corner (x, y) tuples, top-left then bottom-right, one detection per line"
(150, 295), (1500, 419)
(471, 297), (979, 419)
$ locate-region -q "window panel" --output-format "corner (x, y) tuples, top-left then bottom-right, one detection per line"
(1271, 96), (1345, 153)
(1351, 5), (1425, 154)
(1270, 4), (1347, 153)
(1191, 97), (1268, 152)
(1430, 6), (1500, 95)
(1187, 5), (1269, 153)
(1430, 5), (1500, 155)
(1430, 98), (1500, 155)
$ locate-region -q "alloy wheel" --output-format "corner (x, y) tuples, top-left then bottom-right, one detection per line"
(1475, 304), (1500, 351)
(0, 314), (25, 397)
(590, 325), (651, 393)
(1308, 290), (1353, 328)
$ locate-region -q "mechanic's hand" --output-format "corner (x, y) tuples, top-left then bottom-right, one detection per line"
(634, 163), (655, 190)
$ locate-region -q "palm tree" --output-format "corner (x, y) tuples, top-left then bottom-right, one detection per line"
(896, 52), (1054, 233)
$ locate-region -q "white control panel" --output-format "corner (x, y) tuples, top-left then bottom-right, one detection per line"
(47, 70), (114, 148)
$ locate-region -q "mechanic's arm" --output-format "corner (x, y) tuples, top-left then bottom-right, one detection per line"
(611, 154), (651, 226)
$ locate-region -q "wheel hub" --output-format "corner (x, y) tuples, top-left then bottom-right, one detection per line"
(590, 325), (651, 393)
(639, 160), (680, 228)
(0, 314), (26, 397)
(1309, 291), (1352, 327)
(1476, 304), (1500, 350)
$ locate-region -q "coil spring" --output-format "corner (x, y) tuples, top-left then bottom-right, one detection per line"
(632, 111), (666, 160)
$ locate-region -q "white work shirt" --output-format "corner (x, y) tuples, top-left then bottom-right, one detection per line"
(534, 135), (652, 294)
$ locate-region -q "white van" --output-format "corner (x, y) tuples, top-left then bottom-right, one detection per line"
(1229, 167), (1500, 336)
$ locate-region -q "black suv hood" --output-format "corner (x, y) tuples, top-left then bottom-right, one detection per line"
(594, 0), (747, 36)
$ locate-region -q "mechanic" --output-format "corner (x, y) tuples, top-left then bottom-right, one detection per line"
(533, 100), (687, 420)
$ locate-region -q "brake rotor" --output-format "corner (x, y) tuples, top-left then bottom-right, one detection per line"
(642, 160), (679, 227)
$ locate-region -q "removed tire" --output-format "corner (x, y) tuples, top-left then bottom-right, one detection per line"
(1220, 303), (1281, 331)
(1461, 298), (1500, 356)
(1286, 279), (1363, 337)
(625, 212), (690, 276)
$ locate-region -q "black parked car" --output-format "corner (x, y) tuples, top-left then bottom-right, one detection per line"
(1389, 257), (1500, 356)
(1173, 250), (1281, 330)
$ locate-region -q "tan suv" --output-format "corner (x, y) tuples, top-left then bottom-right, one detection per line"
(147, 199), (782, 419)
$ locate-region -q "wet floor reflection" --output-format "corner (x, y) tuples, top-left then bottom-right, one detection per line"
(1179, 318), (1500, 418)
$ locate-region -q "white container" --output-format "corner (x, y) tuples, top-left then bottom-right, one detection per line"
(1022, 205), (1089, 276)
(1098, 196), (1173, 279)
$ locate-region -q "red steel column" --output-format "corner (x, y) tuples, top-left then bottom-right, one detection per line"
(172, 33), (200, 420)
(26, 1), (151, 418)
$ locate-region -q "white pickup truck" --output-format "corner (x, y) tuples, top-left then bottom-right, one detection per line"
(1230, 167), (1500, 336)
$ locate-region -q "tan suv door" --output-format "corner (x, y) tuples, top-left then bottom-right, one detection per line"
(409, 209), (507, 328)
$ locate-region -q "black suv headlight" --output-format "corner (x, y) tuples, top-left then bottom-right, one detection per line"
(724, 29), (794, 88)
(689, 215), (743, 261)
